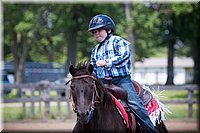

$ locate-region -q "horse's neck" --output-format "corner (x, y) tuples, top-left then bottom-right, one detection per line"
(92, 104), (107, 127)
(93, 95), (115, 119)
(93, 83), (117, 123)
(92, 99), (126, 131)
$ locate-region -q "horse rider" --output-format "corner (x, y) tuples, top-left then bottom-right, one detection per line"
(88, 14), (159, 133)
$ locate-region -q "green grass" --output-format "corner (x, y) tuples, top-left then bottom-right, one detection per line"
(152, 90), (199, 119)
(2, 89), (199, 121)
(3, 106), (24, 121)
(153, 90), (199, 100)
(3, 102), (75, 122)
(165, 104), (199, 119)
(3, 103), (199, 122)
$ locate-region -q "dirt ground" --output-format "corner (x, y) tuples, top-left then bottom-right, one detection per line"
(2, 119), (199, 133)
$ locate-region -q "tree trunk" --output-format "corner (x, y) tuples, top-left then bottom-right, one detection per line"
(166, 40), (175, 85)
(125, 2), (135, 79)
(166, 14), (176, 85)
(13, 32), (23, 84)
(64, 27), (78, 75)
(12, 32), (30, 96)
(46, 35), (55, 62)
(193, 2), (200, 85)
(14, 33), (29, 84)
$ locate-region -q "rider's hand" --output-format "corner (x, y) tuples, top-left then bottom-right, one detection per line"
(96, 60), (106, 66)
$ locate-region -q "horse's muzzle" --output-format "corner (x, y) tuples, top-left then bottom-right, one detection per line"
(77, 110), (90, 124)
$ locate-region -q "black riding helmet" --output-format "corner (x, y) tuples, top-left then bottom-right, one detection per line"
(88, 14), (115, 33)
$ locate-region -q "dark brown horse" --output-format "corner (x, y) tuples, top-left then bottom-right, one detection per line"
(67, 62), (168, 133)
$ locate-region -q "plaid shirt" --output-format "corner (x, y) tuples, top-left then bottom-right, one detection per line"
(90, 34), (132, 78)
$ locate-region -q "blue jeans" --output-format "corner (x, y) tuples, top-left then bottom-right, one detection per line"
(109, 75), (159, 133)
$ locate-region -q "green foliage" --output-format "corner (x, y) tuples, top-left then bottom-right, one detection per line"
(14, 10), (36, 32)
(3, 3), (198, 64)
(172, 4), (194, 16)
(132, 3), (163, 61)
(159, 3), (198, 58)
(4, 89), (17, 99)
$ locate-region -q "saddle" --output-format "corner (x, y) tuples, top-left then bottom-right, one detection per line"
(104, 78), (153, 106)
(104, 78), (153, 132)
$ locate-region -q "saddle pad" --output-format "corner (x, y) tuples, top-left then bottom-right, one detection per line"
(110, 94), (129, 129)
(145, 98), (160, 126)
(145, 98), (159, 115)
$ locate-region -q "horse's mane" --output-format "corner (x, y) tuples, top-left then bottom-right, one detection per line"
(94, 78), (113, 107)
(74, 61), (113, 107)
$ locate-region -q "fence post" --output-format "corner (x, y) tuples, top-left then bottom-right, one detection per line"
(66, 88), (71, 119)
(38, 90), (42, 116)
(57, 90), (61, 119)
(45, 88), (50, 119)
(21, 89), (26, 117)
(40, 81), (50, 120)
(187, 87), (193, 119)
(31, 87), (35, 118)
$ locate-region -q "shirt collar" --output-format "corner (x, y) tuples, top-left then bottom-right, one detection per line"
(100, 33), (112, 44)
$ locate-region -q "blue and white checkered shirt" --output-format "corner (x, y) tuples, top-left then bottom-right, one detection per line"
(90, 34), (132, 78)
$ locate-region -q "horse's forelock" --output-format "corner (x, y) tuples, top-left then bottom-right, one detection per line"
(73, 61), (91, 76)
(76, 61), (90, 69)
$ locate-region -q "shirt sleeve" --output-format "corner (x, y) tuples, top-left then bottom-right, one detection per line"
(105, 39), (131, 68)
(90, 48), (97, 74)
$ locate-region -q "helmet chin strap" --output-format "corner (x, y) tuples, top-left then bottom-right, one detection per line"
(107, 29), (112, 34)
(100, 32), (112, 44)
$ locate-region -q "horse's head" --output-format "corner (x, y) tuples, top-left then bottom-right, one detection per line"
(68, 62), (101, 124)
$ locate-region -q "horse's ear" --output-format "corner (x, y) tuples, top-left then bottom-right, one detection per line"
(69, 65), (76, 76)
(87, 64), (94, 74)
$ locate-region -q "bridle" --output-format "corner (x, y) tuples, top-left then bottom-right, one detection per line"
(66, 74), (100, 123)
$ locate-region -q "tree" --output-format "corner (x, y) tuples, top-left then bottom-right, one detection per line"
(29, 4), (66, 63)
(166, 13), (176, 85)
(4, 4), (36, 83)
(169, 3), (199, 84)
(4, 2), (198, 85)
(158, 3), (197, 85)
(193, 2), (200, 85)
(131, 3), (164, 61)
